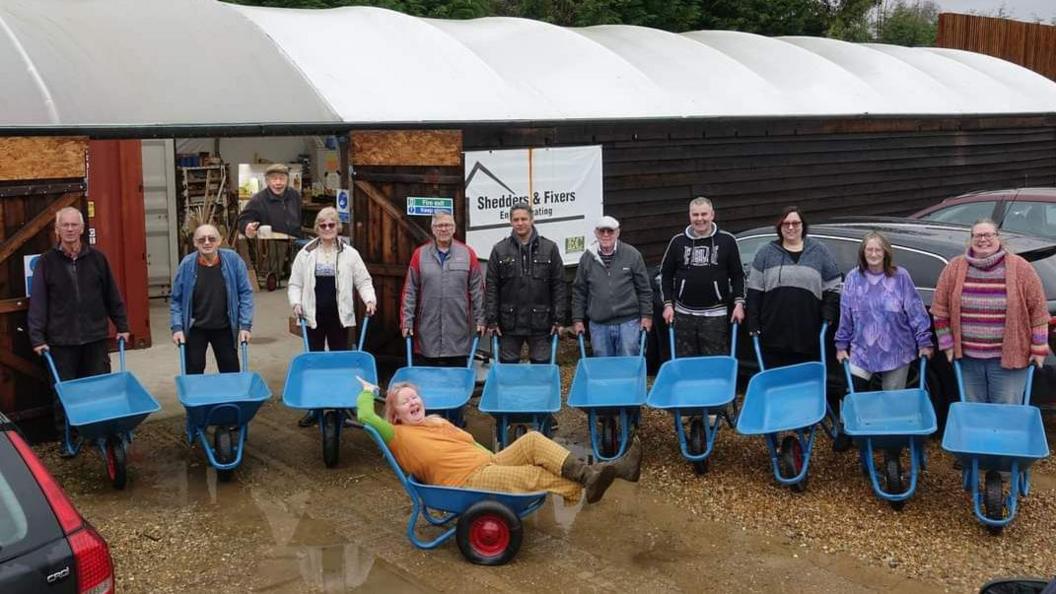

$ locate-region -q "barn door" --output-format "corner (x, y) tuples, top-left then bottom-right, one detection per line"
(349, 130), (464, 366)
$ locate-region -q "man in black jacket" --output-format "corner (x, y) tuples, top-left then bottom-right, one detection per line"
(485, 203), (566, 363)
(236, 163), (304, 240)
(659, 197), (745, 357)
(28, 207), (130, 433)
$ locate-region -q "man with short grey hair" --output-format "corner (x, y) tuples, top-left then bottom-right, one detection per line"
(659, 196), (745, 357)
(572, 216), (653, 356)
(400, 212), (485, 366)
(29, 206), (131, 435)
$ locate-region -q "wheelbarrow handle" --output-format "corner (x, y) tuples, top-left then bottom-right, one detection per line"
(578, 332), (587, 359)
(178, 342), (186, 376)
(753, 334), (765, 371)
(668, 325), (676, 361)
(918, 356), (927, 391)
(42, 349), (61, 386)
(729, 321), (738, 358)
(842, 359), (855, 394)
(491, 334), (499, 361)
(357, 315), (371, 352)
(638, 329), (647, 357)
(118, 337), (126, 373)
(549, 333), (558, 365)
(241, 340), (250, 369)
(298, 316), (309, 352)
(466, 333), (480, 369)
(405, 336), (413, 367)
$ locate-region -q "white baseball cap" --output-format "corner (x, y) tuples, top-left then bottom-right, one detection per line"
(595, 215), (620, 230)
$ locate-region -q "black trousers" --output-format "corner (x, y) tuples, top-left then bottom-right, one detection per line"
(414, 354), (470, 368)
(185, 327), (240, 374)
(48, 339), (111, 430)
(307, 308), (349, 351)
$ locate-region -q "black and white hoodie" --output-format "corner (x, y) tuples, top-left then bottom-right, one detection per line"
(659, 223), (745, 317)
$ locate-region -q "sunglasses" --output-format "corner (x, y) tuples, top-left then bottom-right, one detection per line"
(318, 222), (338, 230)
(195, 236), (218, 244)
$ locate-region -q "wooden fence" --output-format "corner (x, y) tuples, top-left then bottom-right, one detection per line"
(936, 13), (1056, 81)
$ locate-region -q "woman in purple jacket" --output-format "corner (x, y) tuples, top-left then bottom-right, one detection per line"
(835, 232), (934, 391)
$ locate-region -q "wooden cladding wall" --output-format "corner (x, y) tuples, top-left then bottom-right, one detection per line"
(464, 115), (1056, 264)
(936, 13), (1056, 81)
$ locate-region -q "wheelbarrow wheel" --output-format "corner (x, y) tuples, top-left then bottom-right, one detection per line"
(984, 470), (1004, 535)
(779, 435), (807, 493)
(456, 501), (523, 566)
(323, 411), (340, 468)
(215, 429), (234, 483)
(511, 424), (528, 443)
(105, 437), (127, 490)
(600, 416), (619, 458)
(884, 450), (905, 512)
(688, 418), (709, 475)
(831, 431), (853, 453)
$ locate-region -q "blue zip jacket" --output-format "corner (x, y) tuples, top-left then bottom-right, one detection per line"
(170, 249), (254, 339)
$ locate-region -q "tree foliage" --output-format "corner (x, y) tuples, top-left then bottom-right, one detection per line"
(224, 0), (941, 46)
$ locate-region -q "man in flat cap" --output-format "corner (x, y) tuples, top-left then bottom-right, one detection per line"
(572, 215), (652, 356)
(237, 163), (304, 240)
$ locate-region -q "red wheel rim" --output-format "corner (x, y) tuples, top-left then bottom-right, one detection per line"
(468, 514), (510, 558)
(105, 443), (117, 481)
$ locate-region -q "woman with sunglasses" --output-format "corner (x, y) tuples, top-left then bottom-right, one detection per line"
(932, 218), (1049, 403)
(746, 206), (841, 368)
(170, 223), (255, 374)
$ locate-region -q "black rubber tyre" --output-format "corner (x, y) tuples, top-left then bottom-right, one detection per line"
(323, 410), (340, 468)
(779, 435), (807, 493)
(688, 418), (709, 475)
(105, 437), (127, 490)
(984, 470), (1005, 535)
(215, 428), (233, 483)
(456, 501), (523, 566)
(884, 450), (906, 512)
(599, 416), (619, 458)
(511, 424), (528, 442)
(832, 431), (853, 453)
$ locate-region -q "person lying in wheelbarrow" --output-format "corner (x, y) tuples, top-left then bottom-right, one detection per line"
(356, 377), (641, 504)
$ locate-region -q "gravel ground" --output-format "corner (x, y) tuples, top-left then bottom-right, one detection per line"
(551, 341), (1056, 593)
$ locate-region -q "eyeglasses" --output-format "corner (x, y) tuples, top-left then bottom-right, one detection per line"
(782, 221), (803, 228)
(432, 223), (454, 229)
(972, 232), (998, 240)
(596, 228), (617, 234)
(318, 222), (337, 230)
(195, 236), (218, 244)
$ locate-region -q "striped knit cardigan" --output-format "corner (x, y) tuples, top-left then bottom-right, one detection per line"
(931, 250), (1050, 369)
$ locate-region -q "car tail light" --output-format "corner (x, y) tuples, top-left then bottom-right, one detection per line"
(9, 432), (115, 594)
(69, 526), (114, 594)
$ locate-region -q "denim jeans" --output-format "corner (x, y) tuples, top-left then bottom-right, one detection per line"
(589, 319), (641, 357)
(849, 362), (911, 391)
(959, 357), (1030, 404)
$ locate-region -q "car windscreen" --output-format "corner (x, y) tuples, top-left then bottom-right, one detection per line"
(1019, 248), (1056, 307)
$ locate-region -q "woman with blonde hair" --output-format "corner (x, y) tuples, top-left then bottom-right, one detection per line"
(932, 219), (1048, 403)
(355, 378), (642, 504)
(289, 207), (376, 426)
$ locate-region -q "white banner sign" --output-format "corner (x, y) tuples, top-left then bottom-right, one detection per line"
(465, 145), (603, 265)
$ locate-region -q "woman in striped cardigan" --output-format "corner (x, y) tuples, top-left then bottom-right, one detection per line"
(931, 219), (1049, 404)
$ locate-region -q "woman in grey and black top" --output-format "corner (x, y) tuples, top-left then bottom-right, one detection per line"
(746, 206), (841, 368)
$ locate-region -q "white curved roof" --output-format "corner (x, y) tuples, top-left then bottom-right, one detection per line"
(1, 0), (1054, 129)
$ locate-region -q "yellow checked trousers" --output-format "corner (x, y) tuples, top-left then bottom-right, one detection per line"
(462, 431), (583, 503)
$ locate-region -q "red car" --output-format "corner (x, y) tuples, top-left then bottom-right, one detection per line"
(911, 188), (1056, 241)
(0, 412), (115, 593)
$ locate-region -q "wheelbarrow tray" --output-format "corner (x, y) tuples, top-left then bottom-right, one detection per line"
(283, 350), (378, 409)
(646, 356), (737, 410)
(942, 402), (1049, 469)
(410, 478), (547, 515)
(567, 356), (647, 409)
(478, 363), (561, 415)
(177, 371), (272, 428)
(390, 366), (475, 413)
(841, 388), (936, 437)
(56, 371), (160, 440)
(737, 362), (826, 435)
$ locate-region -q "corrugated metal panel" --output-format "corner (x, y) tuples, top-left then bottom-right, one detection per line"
(464, 115), (1056, 264)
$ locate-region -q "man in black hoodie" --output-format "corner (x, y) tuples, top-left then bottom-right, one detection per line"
(659, 197), (745, 357)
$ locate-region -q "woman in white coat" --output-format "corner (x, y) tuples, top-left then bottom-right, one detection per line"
(288, 207), (377, 426)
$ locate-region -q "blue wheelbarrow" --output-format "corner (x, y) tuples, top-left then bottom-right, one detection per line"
(841, 357), (936, 510)
(44, 338), (160, 489)
(737, 323), (834, 492)
(647, 324), (739, 474)
(390, 335), (479, 427)
(362, 424), (546, 565)
(567, 332), (648, 461)
(176, 341), (271, 482)
(478, 335), (561, 450)
(283, 316), (375, 468)
(942, 361), (1049, 534)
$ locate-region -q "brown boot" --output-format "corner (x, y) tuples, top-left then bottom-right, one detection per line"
(606, 436), (642, 482)
(560, 455), (616, 504)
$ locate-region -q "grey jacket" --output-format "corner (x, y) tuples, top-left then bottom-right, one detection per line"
(400, 240), (484, 358)
(571, 241), (653, 326)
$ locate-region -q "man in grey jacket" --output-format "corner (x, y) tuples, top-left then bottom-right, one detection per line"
(400, 213), (485, 366)
(572, 216), (653, 356)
